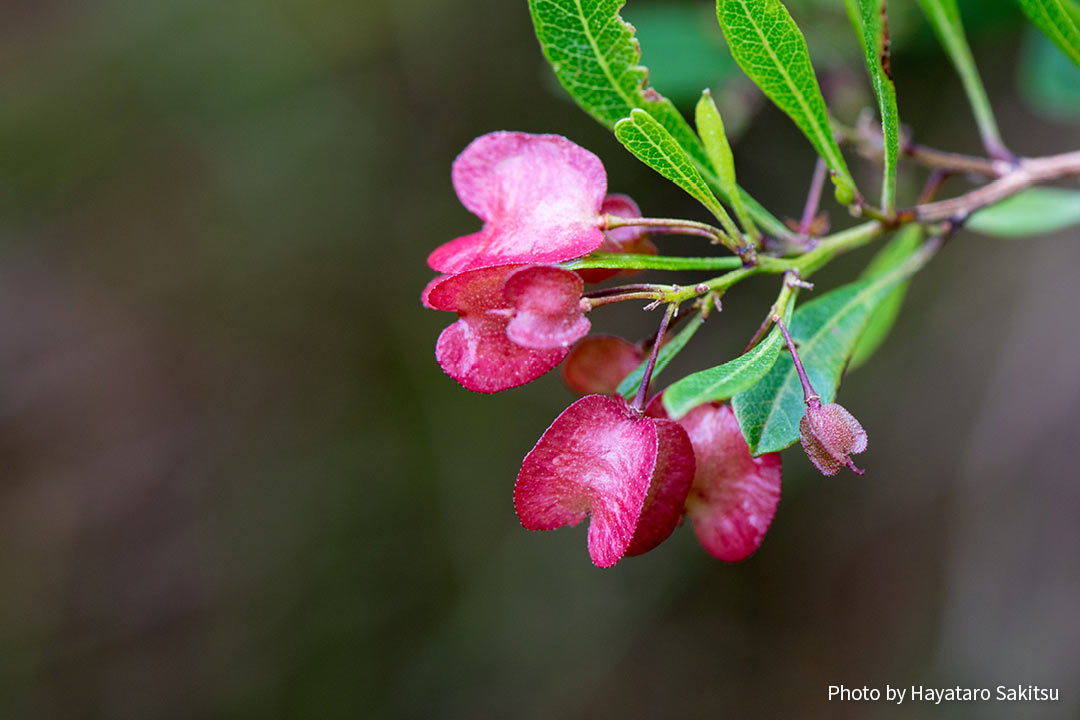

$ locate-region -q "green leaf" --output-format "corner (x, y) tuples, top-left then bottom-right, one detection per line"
(717, 0), (857, 204)
(615, 109), (739, 237)
(966, 187), (1080, 236)
(1020, 25), (1080, 121)
(1067, 0), (1080, 26)
(916, 0), (1006, 155)
(661, 303), (793, 419)
(527, 0), (790, 239)
(618, 312), (703, 400)
(849, 225), (922, 370)
(1016, 0), (1080, 69)
(528, 0), (702, 142)
(845, 0), (900, 214)
(732, 246), (930, 454)
(695, 90), (759, 239)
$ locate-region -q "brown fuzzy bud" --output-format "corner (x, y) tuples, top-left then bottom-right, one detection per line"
(799, 401), (867, 476)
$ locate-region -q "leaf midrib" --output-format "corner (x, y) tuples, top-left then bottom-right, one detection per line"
(728, 0), (843, 180)
(571, 0), (637, 114)
(622, 113), (721, 215)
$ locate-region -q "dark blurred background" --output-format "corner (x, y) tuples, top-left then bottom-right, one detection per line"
(1, 0), (1078, 718)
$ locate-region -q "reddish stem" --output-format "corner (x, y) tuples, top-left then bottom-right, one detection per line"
(918, 168), (951, 204)
(799, 158), (827, 235)
(631, 303), (677, 412)
(743, 316), (772, 354)
(774, 315), (820, 408)
(582, 292), (661, 310)
(582, 283), (668, 299)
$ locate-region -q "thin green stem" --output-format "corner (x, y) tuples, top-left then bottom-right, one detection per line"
(762, 221), (883, 278)
(564, 253), (743, 272)
(670, 266), (759, 304)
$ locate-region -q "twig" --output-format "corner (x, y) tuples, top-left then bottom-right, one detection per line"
(838, 121), (1001, 177)
(914, 150), (1080, 222)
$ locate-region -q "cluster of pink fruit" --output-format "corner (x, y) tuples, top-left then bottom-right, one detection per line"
(422, 132), (864, 568)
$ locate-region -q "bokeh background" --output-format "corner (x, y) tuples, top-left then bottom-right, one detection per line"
(1, 0), (1078, 717)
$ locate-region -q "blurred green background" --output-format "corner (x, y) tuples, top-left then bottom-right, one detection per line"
(1, 0), (1078, 718)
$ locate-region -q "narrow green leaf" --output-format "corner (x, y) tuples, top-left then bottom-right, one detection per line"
(916, 0), (1007, 155)
(618, 313), (703, 400)
(615, 109), (740, 238)
(732, 245), (930, 454)
(695, 90), (759, 240)
(845, 0), (900, 214)
(849, 225), (922, 370)
(528, 0), (790, 239)
(966, 187), (1080, 236)
(1016, 0), (1080, 69)
(717, 0), (857, 204)
(661, 303), (793, 419)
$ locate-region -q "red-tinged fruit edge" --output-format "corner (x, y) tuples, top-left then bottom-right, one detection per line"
(515, 394), (695, 567)
(650, 399), (782, 561)
(428, 132), (609, 274)
(625, 417), (695, 556)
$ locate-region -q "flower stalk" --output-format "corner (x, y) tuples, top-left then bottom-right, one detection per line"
(630, 303), (678, 413)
